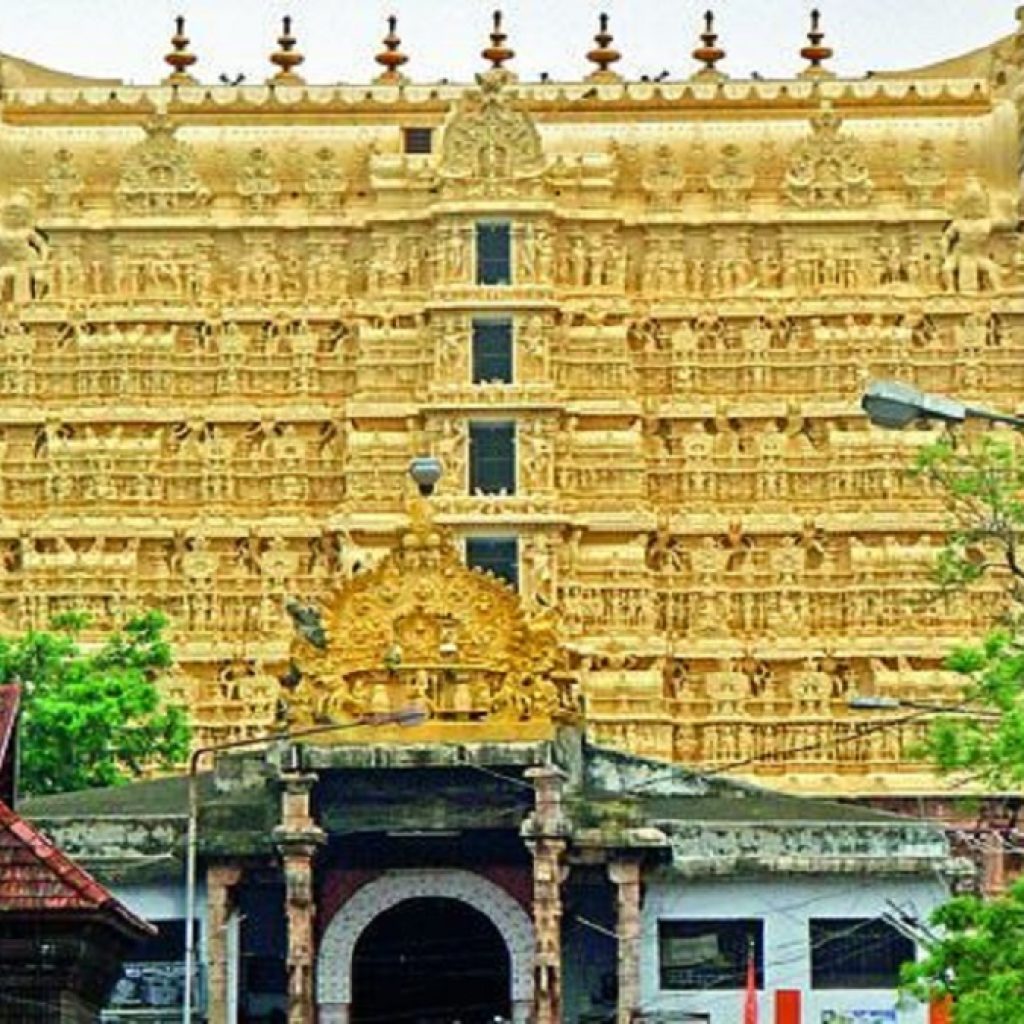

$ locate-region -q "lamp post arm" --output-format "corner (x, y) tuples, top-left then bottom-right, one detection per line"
(964, 405), (1024, 431)
(180, 710), (425, 1023)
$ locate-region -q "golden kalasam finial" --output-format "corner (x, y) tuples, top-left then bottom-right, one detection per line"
(586, 13), (622, 82)
(269, 15), (306, 85)
(692, 10), (726, 80)
(482, 10), (515, 69)
(799, 8), (834, 78)
(375, 14), (409, 84)
(164, 15), (198, 85)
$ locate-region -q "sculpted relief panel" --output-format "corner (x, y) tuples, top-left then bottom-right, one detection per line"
(0, 68), (1019, 790)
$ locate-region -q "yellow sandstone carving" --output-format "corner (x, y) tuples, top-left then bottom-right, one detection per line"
(0, 14), (1023, 794)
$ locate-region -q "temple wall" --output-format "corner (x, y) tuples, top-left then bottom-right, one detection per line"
(2, 48), (1024, 795)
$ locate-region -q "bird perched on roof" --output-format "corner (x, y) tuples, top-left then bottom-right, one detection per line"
(285, 599), (327, 650)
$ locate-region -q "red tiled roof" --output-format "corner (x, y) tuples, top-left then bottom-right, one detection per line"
(0, 799), (153, 936)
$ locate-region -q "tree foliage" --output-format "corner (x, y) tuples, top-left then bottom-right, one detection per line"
(0, 611), (190, 796)
(912, 432), (1024, 786)
(901, 878), (1024, 1024)
(916, 432), (1024, 610)
(900, 432), (1024, 1022)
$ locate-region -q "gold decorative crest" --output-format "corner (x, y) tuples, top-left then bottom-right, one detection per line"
(439, 73), (545, 189)
(283, 503), (580, 741)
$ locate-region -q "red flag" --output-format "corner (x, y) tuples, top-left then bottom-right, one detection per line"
(744, 939), (758, 1024)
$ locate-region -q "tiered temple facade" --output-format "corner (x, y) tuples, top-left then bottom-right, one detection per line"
(9, 11), (1024, 1024)
(2, 11), (1024, 803)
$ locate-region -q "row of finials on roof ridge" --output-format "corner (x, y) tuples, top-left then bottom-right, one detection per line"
(159, 9), (838, 88)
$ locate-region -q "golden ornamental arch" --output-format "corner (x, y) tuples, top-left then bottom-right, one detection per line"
(282, 504), (581, 743)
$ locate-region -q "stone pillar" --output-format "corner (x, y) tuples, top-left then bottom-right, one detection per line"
(206, 863), (243, 1024)
(608, 859), (642, 1024)
(274, 770), (326, 1024)
(981, 831), (1007, 895)
(524, 766), (569, 1024)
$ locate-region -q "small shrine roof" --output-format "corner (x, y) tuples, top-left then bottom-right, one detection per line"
(0, 799), (153, 934)
(0, 683), (153, 934)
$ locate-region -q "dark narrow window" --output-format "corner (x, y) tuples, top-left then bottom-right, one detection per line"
(476, 222), (512, 285)
(403, 127), (434, 154)
(466, 536), (519, 588)
(472, 318), (514, 384)
(469, 421), (516, 494)
(658, 919), (764, 991)
(810, 918), (916, 989)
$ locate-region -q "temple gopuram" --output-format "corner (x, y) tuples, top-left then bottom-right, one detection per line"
(2, 10), (1024, 836)
(11, 9), (1024, 1023)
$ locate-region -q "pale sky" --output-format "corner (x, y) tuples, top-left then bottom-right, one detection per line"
(0, 1), (1016, 86)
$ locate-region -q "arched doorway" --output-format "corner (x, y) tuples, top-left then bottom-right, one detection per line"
(317, 869), (535, 1024)
(351, 897), (511, 1024)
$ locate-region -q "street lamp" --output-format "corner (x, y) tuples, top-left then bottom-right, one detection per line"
(861, 380), (1024, 431)
(847, 694), (1000, 719)
(408, 455), (443, 496)
(181, 707), (426, 1024)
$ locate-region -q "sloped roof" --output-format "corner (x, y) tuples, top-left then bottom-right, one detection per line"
(0, 52), (122, 90)
(0, 798), (153, 935)
(0, 683), (152, 936)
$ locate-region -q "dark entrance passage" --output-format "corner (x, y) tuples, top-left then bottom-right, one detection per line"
(352, 897), (512, 1024)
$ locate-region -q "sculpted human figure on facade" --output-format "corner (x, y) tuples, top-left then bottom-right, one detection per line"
(42, 148), (83, 213)
(708, 144), (754, 211)
(520, 418), (555, 492)
(237, 147), (280, 212)
(941, 177), (1004, 294)
(643, 144), (683, 209)
(791, 659), (832, 716)
(903, 139), (947, 208)
(304, 147), (346, 212)
(0, 192), (49, 305)
(784, 103), (873, 209)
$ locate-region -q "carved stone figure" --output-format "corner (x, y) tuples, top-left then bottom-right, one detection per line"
(903, 139), (947, 208)
(784, 103), (873, 209)
(439, 73), (545, 192)
(941, 178), (1003, 294)
(0, 193), (49, 304)
(304, 147), (346, 212)
(708, 144), (754, 211)
(237, 147), (280, 212)
(42, 148), (83, 213)
(117, 114), (211, 212)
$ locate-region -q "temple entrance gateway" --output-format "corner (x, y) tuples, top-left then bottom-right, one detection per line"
(351, 897), (511, 1024)
(317, 869), (536, 1024)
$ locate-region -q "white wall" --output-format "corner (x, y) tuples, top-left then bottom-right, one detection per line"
(641, 874), (948, 1024)
(114, 882), (201, 924)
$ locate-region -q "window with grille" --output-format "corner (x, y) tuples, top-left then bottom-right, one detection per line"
(476, 222), (512, 285)
(810, 918), (916, 989)
(472, 318), (514, 384)
(466, 536), (519, 588)
(658, 919), (764, 991)
(402, 127), (434, 154)
(469, 421), (516, 494)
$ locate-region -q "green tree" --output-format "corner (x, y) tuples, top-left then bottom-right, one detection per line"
(913, 432), (1024, 783)
(898, 432), (1024, 1021)
(0, 610), (190, 796)
(901, 878), (1024, 1024)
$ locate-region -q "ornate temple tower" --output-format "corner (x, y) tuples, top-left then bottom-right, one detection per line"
(1, 10), (1024, 809)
